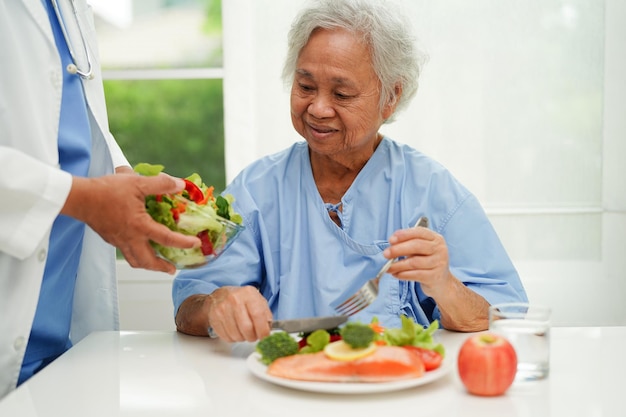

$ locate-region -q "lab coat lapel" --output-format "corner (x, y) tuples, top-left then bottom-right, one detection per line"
(21, 0), (57, 49)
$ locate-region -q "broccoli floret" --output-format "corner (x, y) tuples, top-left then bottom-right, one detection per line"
(340, 322), (376, 348)
(256, 331), (299, 365)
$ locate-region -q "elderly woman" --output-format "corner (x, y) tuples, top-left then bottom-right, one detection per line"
(173, 0), (528, 342)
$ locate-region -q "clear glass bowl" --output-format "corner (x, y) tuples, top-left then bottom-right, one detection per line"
(154, 216), (244, 269)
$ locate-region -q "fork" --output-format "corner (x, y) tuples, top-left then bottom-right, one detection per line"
(334, 216), (430, 316)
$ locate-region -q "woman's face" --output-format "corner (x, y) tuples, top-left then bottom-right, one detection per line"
(290, 28), (395, 161)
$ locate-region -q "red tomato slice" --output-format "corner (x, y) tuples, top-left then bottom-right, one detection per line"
(402, 346), (443, 371)
(183, 179), (205, 204)
(171, 209), (181, 222)
(197, 230), (214, 256)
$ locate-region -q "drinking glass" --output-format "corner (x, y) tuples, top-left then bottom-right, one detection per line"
(489, 302), (551, 382)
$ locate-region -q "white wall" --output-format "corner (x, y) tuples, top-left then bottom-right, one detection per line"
(117, 263), (177, 330)
(118, 0), (626, 330)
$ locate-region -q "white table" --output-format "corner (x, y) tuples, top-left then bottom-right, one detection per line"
(0, 327), (624, 417)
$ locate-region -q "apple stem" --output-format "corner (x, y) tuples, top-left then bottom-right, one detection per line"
(479, 333), (499, 344)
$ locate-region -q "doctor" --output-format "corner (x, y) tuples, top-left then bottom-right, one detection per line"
(0, 0), (200, 399)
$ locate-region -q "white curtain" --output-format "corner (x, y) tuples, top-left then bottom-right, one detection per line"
(222, 0), (626, 326)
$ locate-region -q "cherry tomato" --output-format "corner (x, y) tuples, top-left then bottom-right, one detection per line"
(402, 346), (443, 371)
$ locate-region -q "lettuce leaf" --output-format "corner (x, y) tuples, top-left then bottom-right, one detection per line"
(382, 316), (446, 357)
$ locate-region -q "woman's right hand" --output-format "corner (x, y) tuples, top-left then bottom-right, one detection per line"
(206, 286), (273, 342)
(176, 286), (272, 342)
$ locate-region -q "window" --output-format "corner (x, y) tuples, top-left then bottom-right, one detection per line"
(93, 0), (226, 189)
(221, 0), (626, 326)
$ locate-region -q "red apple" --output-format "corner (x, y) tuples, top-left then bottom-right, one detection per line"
(457, 332), (517, 396)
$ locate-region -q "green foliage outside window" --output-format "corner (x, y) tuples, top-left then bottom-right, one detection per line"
(101, 0), (224, 260)
(201, 0), (222, 35)
(104, 78), (226, 191)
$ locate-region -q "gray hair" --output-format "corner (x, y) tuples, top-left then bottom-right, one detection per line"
(282, 0), (428, 123)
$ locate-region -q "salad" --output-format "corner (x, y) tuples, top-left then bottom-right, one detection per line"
(258, 316), (445, 370)
(134, 163), (244, 268)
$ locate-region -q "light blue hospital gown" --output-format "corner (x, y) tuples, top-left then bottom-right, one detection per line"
(172, 137), (528, 329)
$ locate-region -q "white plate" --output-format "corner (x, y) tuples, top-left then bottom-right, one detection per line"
(246, 352), (452, 394)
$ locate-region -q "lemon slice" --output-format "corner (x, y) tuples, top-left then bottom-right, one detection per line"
(323, 340), (377, 361)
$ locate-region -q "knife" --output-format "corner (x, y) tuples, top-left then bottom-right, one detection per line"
(270, 315), (349, 333)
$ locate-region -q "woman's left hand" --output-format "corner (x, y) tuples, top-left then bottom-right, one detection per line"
(383, 225), (491, 331)
(382, 226), (453, 298)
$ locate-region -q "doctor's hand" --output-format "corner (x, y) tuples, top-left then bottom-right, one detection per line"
(175, 286), (273, 343)
(61, 169), (200, 274)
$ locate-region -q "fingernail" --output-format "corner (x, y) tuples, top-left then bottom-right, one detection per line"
(172, 177), (185, 190)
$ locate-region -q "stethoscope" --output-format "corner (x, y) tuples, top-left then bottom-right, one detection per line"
(50, 0), (94, 79)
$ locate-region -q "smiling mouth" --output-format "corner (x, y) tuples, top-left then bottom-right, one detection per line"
(308, 123), (337, 135)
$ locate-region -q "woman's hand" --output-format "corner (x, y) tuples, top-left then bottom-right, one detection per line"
(206, 286), (273, 342)
(383, 226), (490, 331)
(175, 286), (273, 342)
(383, 226), (451, 297)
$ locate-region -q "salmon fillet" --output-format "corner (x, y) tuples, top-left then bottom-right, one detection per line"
(267, 346), (425, 383)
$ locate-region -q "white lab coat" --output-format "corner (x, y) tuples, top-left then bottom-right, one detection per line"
(0, 0), (129, 399)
